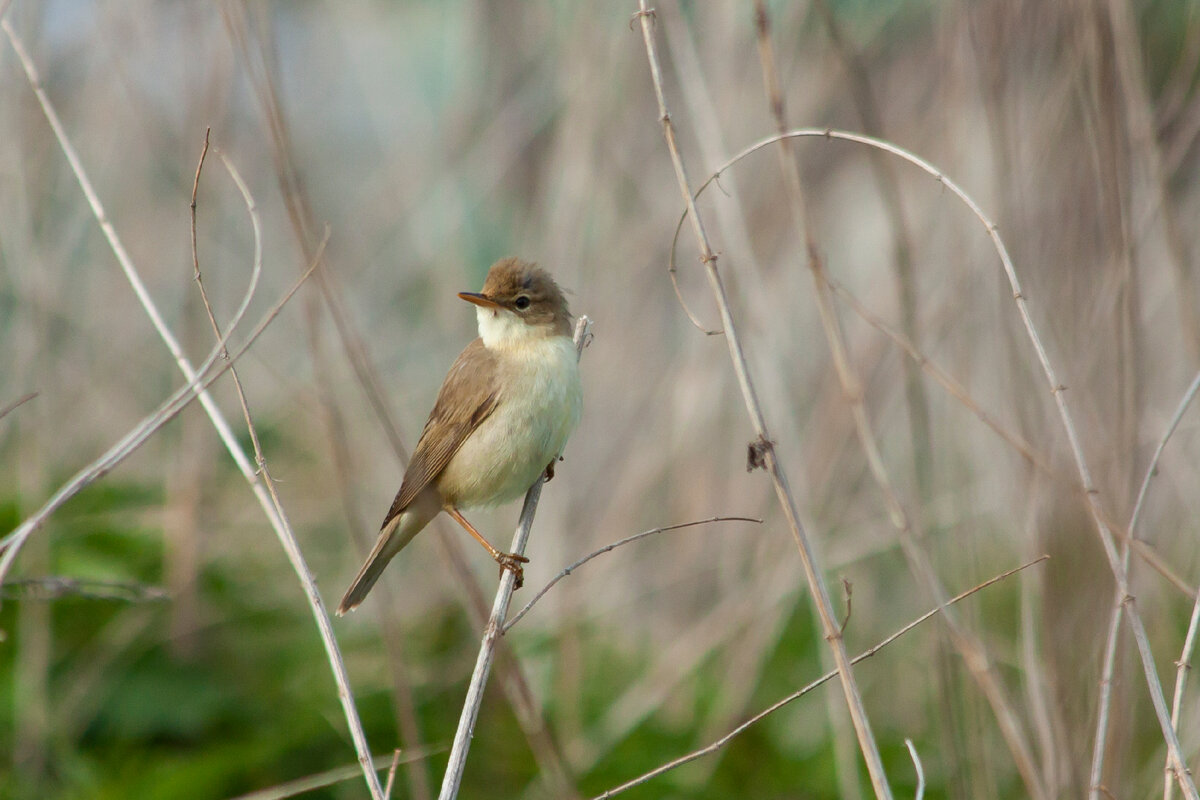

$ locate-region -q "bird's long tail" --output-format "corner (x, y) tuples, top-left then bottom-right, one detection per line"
(336, 505), (433, 615)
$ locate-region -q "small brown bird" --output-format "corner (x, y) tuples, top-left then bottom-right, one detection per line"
(336, 258), (583, 615)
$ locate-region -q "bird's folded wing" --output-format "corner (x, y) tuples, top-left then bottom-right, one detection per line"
(379, 338), (500, 529)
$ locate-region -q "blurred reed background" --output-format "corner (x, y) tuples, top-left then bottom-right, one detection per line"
(2, 0), (1199, 798)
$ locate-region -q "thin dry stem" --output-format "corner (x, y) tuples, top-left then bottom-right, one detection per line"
(592, 556), (1048, 799)
(0, 150), (262, 590)
(384, 749), (402, 800)
(503, 516), (761, 632)
(433, 528), (579, 798)
(437, 317), (591, 800)
(1, 577), (168, 602)
(905, 738), (926, 800)
(0, 392), (37, 423)
(635, 4), (893, 797)
(226, 751), (440, 800)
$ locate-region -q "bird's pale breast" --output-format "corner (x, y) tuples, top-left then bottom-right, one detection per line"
(436, 334), (581, 508)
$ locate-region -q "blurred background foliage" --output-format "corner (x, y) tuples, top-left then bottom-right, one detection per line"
(3, 0), (1200, 797)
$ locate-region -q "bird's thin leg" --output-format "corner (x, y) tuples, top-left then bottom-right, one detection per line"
(446, 507), (529, 587)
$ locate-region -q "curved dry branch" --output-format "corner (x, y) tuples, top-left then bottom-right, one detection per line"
(503, 516), (761, 633)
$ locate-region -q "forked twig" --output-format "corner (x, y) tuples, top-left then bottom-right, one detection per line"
(191, 139), (384, 799)
(1086, 369), (1200, 800)
(591, 556), (1048, 799)
(437, 316), (591, 800)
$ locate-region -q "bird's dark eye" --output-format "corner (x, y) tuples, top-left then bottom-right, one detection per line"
(514, 295), (531, 310)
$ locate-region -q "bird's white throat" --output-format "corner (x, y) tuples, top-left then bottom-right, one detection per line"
(476, 307), (557, 350)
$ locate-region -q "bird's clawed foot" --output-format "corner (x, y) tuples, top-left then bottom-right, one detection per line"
(495, 551), (530, 588)
(543, 456), (563, 482)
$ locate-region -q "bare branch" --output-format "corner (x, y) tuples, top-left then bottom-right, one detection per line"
(751, 3), (1042, 794)
(437, 316), (592, 800)
(0, 246), (316, 584)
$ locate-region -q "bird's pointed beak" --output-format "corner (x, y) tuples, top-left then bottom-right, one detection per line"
(458, 291), (503, 309)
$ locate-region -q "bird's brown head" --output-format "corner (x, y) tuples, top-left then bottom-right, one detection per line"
(458, 258), (573, 342)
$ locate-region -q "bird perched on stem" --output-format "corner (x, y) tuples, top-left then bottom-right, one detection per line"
(337, 258), (583, 615)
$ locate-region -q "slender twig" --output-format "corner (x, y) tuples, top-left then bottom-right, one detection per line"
(0, 577), (168, 602)
(1091, 596), (1126, 800)
(226, 750), (442, 800)
(826, 280), (1053, 476)
(190, 127), (227, 354)
(0, 392), (37, 423)
(905, 739), (925, 800)
(437, 316), (591, 800)
(1148, 373), (1200, 800)
(812, 0), (933, 522)
(1166, 600), (1200, 800)
(0, 20), (264, 501)
(634, 5), (894, 797)
(1086, 369), (1200, 800)
(592, 556), (1049, 799)
(383, 750), (403, 800)
(503, 516), (761, 632)
(0, 144), (265, 582)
